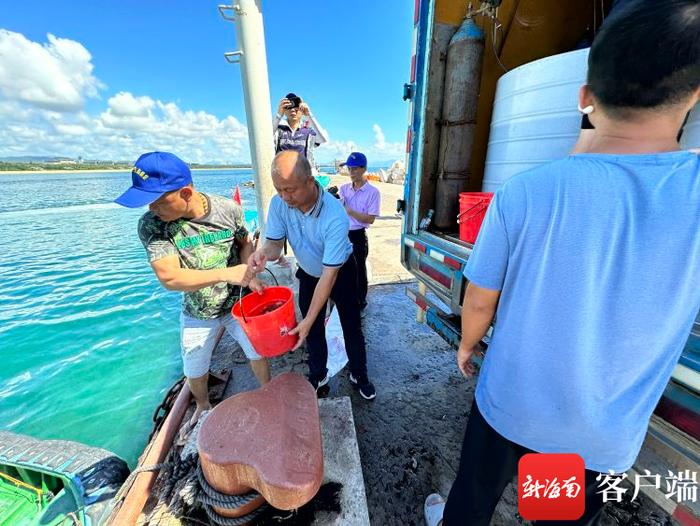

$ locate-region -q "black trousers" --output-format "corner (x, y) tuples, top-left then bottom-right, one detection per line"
(444, 399), (606, 526)
(348, 228), (369, 306)
(296, 258), (368, 382)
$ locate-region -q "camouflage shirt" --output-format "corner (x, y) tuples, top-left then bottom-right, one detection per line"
(138, 193), (249, 320)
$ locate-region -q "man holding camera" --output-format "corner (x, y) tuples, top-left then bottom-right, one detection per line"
(273, 93), (328, 171)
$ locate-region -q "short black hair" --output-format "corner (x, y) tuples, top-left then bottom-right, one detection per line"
(587, 0), (700, 115)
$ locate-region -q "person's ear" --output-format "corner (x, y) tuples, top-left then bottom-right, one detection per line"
(686, 86), (700, 112)
(578, 85), (595, 115)
(180, 186), (193, 201)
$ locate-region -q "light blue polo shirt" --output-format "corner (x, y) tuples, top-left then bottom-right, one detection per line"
(464, 151), (700, 473)
(266, 184), (353, 277)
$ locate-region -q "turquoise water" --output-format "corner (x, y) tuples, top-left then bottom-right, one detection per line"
(0, 169), (258, 467)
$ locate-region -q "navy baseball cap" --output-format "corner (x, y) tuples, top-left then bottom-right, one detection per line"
(340, 152), (367, 168)
(115, 151), (192, 208)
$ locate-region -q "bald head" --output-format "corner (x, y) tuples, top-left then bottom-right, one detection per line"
(272, 150), (313, 183)
(271, 151), (317, 210)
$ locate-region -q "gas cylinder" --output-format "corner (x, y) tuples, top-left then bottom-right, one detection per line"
(434, 15), (485, 230)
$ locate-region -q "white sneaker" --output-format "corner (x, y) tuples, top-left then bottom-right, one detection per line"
(424, 493), (445, 526)
(308, 373), (329, 391)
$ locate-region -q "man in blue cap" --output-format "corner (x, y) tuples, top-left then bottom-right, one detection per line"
(339, 152), (381, 310)
(115, 151), (271, 434)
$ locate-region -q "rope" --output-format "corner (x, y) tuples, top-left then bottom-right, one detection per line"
(113, 449), (268, 526)
(202, 502), (268, 526)
(491, 8), (508, 72)
(195, 465), (260, 508)
(113, 463), (168, 503)
(58, 511), (82, 526)
(194, 463), (268, 526)
(142, 454), (200, 525)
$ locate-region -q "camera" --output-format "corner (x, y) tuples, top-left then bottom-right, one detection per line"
(285, 92), (302, 109)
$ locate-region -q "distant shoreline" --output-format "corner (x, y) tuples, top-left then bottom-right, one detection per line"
(0, 167), (253, 175)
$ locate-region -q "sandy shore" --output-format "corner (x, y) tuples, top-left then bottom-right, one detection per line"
(329, 175), (413, 285)
(0, 168), (128, 175)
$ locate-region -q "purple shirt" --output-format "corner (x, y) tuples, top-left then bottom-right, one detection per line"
(339, 181), (381, 230)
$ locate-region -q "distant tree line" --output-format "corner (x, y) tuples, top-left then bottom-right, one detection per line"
(0, 161), (253, 171)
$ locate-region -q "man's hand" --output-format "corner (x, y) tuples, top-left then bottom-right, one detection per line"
(219, 265), (248, 286)
(248, 277), (265, 294)
(327, 186), (341, 200)
(457, 344), (481, 378)
(277, 98), (291, 115)
(289, 317), (312, 350)
(248, 250), (268, 274)
(275, 255), (291, 268)
(299, 102), (310, 116)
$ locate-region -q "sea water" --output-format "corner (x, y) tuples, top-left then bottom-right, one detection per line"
(0, 169), (257, 466)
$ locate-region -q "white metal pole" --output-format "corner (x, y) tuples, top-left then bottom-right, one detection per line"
(221, 0), (275, 237)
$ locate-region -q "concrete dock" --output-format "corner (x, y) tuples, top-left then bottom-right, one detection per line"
(328, 175), (413, 286)
(209, 179), (676, 525)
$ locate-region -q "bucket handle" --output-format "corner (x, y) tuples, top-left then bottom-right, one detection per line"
(457, 201), (489, 224)
(237, 267), (279, 324)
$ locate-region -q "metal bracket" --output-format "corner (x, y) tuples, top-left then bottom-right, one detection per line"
(402, 83), (414, 101)
(467, 1), (497, 20)
(224, 51), (244, 63)
(217, 4), (236, 21)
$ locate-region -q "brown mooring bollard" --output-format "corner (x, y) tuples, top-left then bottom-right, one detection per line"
(197, 372), (324, 518)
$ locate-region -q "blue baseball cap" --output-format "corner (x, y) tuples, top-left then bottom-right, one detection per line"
(115, 151), (192, 208)
(340, 152), (367, 168)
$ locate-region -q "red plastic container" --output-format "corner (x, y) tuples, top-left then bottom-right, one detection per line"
(458, 192), (494, 244)
(231, 286), (298, 358)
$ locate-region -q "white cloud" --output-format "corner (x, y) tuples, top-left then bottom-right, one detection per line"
(315, 124), (405, 165)
(373, 124), (386, 149)
(0, 29), (405, 166)
(0, 30), (250, 163)
(371, 123), (404, 158)
(0, 30), (103, 112)
(53, 123), (90, 136)
(0, 88), (250, 163)
(319, 140), (358, 161)
(107, 91), (155, 117)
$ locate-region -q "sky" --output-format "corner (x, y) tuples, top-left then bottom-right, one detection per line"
(0, 1), (414, 165)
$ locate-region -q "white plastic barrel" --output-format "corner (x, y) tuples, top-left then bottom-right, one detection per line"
(482, 48), (700, 192)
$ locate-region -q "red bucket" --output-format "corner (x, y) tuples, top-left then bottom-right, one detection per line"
(458, 192), (493, 244)
(231, 286), (298, 358)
